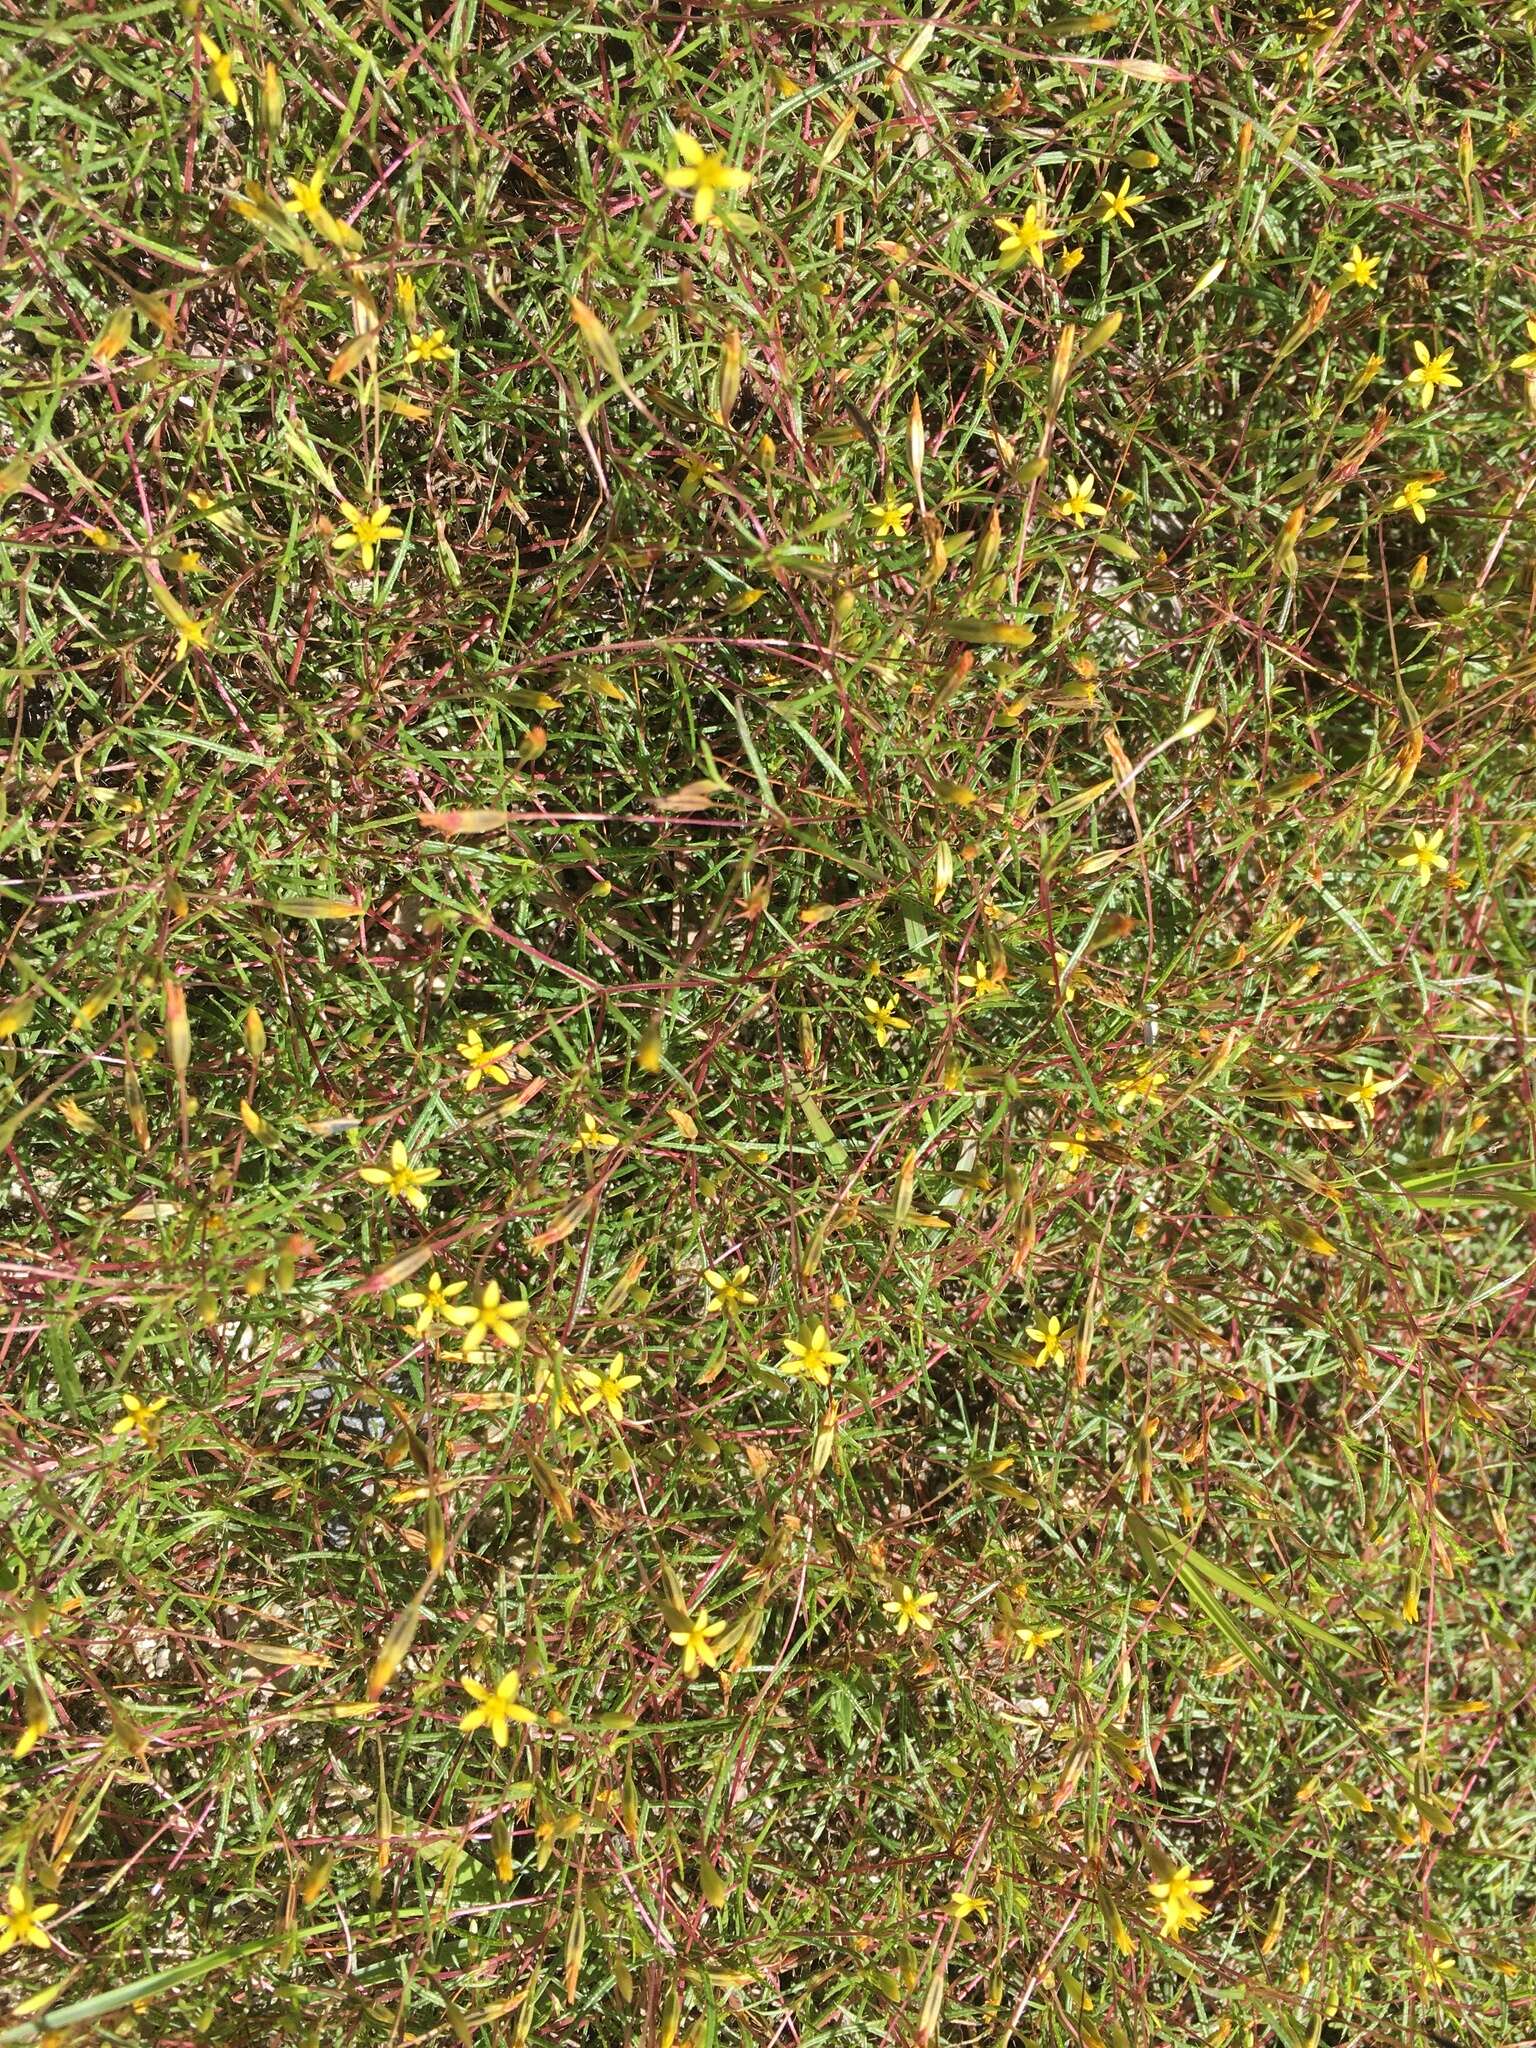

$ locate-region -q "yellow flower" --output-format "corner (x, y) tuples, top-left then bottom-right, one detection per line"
(1054, 474), (1106, 528)
(333, 500), (404, 570)
(1397, 826), (1448, 885)
(1509, 315), (1536, 371)
(870, 496), (914, 538)
(1342, 1069), (1397, 1115)
(198, 33), (239, 106)
(574, 1353), (642, 1421)
(1338, 243), (1380, 289)
(1115, 1065), (1167, 1114)
(669, 1608), (728, 1676)
(662, 130), (752, 225)
(1057, 244), (1085, 279)
(1148, 1864), (1213, 1941)
(458, 1280), (529, 1358)
(396, 1270), (469, 1337)
(1404, 341), (1461, 410)
(0, 1885), (58, 1954)
(459, 1670), (537, 1746)
(111, 1391), (169, 1445)
(882, 1584), (938, 1635)
(863, 994), (911, 1046)
(1391, 478), (1437, 522)
(779, 1323), (846, 1387)
(1048, 1128), (1092, 1172)
(957, 957), (1007, 1000)
(457, 1026), (515, 1090)
(994, 203), (1058, 269)
(570, 1111), (619, 1152)
(946, 1891), (991, 1921)
(405, 326), (453, 367)
(529, 1359), (583, 1427)
(358, 1138), (441, 1212)
(1017, 1624), (1064, 1660)
(286, 170), (327, 220)
(703, 1265), (758, 1313)
(1026, 1314), (1069, 1368)
(1098, 175), (1147, 228)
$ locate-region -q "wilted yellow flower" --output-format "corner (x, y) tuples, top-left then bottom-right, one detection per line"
(662, 130), (752, 224)
(460, 1670), (537, 1746)
(882, 1584), (938, 1635)
(358, 1139), (440, 1212)
(198, 33), (239, 106)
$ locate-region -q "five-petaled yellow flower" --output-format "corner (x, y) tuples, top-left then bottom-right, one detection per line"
(1026, 1314), (1069, 1368)
(333, 500), (403, 570)
(1017, 1623), (1064, 1660)
(457, 1026), (515, 1090)
(946, 1891), (990, 1921)
(870, 496), (914, 539)
(112, 1391), (169, 1445)
(198, 33), (239, 106)
(662, 130), (752, 225)
(1098, 175), (1147, 228)
(994, 204), (1058, 269)
(1404, 341), (1461, 410)
(459, 1670), (537, 1747)
(1054, 474), (1107, 528)
(1391, 478), (1437, 522)
(1338, 243), (1380, 289)
(779, 1323), (846, 1387)
(670, 1608), (728, 1676)
(396, 1270), (468, 1337)
(0, 1884), (59, 1953)
(1342, 1070), (1396, 1114)
(1148, 1864), (1214, 1941)
(1397, 826), (1448, 885)
(883, 1584), (938, 1635)
(458, 1280), (529, 1357)
(958, 958), (1007, 1000)
(359, 1139), (440, 1212)
(405, 326), (453, 367)
(575, 1353), (642, 1421)
(1048, 1128), (1091, 1172)
(703, 1265), (758, 1313)
(863, 994), (911, 1047)
(1509, 315), (1536, 371)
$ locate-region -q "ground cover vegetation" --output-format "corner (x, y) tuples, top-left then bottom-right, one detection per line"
(1, 1), (1535, 2042)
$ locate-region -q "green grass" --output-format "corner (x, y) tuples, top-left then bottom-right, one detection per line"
(2, 1), (1535, 2041)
